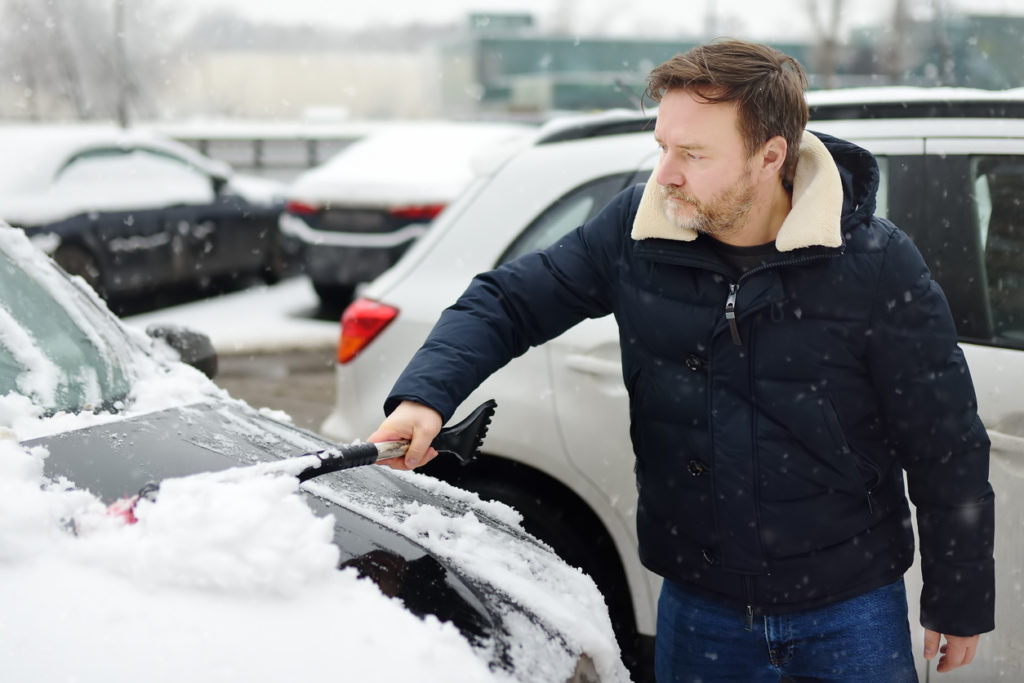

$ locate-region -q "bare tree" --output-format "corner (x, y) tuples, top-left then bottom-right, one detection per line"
(806, 0), (845, 88)
(881, 0), (912, 84)
(0, 0), (180, 122)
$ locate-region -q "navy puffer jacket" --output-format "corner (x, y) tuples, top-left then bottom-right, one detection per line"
(386, 131), (995, 636)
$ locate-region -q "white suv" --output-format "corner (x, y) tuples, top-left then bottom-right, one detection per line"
(322, 92), (1024, 682)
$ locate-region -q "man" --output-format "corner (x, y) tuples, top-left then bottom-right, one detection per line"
(370, 39), (994, 681)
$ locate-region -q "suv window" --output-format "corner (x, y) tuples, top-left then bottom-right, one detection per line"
(499, 173), (635, 264)
(974, 156), (1024, 348)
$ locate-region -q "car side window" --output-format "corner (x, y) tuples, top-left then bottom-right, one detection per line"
(55, 148), (215, 210)
(499, 173), (634, 264)
(874, 157), (889, 219)
(973, 156), (1024, 348)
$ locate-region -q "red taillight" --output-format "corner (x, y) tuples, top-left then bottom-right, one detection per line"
(286, 200), (320, 215)
(388, 203), (446, 222)
(338, 298), (399, 364)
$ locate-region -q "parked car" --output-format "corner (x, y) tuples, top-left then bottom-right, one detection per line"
(0, 125), (287, 302)
(0, 223), (628, 683)
(278, 121), (533, 307)
(321, 92), (1024, 682)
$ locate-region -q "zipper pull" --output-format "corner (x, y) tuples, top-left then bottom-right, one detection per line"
(725, 283), (742, 346)
(745, 604), (754, 631)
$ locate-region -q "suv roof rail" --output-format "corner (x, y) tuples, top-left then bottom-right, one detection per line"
(810, 100), (1024, 120)
(808, 86), (1024, 120)
(530, 88), (1024, 143)
(535, 109), (656, 145)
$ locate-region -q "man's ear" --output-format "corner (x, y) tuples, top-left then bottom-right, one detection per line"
(757, 136), (788, 179)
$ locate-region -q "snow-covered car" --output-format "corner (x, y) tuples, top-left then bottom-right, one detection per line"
(0, 224), (628, 683)
(322, 93), (1024, 682)
(278, 121), (532, 306)
(0, 125), (287, 302)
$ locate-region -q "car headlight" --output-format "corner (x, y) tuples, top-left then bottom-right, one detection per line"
(567, 653), (600, 683)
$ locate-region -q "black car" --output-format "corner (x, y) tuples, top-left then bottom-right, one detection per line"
(0, 125), (287, 303)
(0, 223), (626, 683)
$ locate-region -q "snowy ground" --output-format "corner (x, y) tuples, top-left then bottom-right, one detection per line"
(124, 276), (339, 355)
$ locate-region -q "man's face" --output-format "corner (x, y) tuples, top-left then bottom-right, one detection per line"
(654, 89), (757, 239)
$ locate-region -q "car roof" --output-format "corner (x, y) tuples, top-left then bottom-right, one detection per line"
(806, 86), (1024, 119)
(534, 109), (655, 145)
(529, 86), (1024, 147)
(0, 125), (231, 194)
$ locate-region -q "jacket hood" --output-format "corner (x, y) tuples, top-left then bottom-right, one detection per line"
(631, 130), (880, 251)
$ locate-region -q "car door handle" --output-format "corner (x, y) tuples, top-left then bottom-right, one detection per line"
(989, 429), (1024, 477)
(565, 354), (621, 377)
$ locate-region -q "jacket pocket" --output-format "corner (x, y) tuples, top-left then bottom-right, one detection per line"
(821, 396), (882, 494)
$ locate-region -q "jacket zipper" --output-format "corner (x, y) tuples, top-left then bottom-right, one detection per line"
(725, 283), (742, 345)
(724, 251), (841, 346)
(743, 576), (755, 631)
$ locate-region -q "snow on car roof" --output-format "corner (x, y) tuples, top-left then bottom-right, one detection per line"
(0, 125), (241, 227)
(286, 122), (533, 206)
(0, 124), (231, 195)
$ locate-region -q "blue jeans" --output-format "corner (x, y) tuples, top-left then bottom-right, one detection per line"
(655, 578), (918, 682)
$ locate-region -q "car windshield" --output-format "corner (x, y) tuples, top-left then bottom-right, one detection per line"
(0, 234), (133, 412)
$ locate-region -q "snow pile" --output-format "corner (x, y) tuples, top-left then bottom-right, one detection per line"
(72, 473), (339, 594)
(0, 433), (500, 682)
(125, 276), (337, 355)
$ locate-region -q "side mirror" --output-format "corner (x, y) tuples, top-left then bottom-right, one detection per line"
(211, 173), (229, 195)
(145, 324), (218, 379)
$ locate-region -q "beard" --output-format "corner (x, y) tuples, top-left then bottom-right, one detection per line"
(660, 167), (756, 240)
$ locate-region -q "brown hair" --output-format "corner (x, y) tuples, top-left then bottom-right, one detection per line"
(644, 39), (809, 183)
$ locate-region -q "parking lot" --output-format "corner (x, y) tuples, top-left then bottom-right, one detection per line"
(123, 275), (343, 434)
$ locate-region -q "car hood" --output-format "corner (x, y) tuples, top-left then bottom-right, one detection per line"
(22, 398), (626, 681)
(24, 399), (498, 652)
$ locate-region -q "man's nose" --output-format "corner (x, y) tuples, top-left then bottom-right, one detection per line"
(656, 157), (683, 187)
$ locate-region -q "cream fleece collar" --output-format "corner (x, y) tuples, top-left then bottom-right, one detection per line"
(630, 131), (844, 252)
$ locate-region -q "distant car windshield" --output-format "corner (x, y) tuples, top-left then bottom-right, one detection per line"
(0, 241), (132, 412)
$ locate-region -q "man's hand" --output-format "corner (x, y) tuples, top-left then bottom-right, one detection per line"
(924, 629), (980, 673)
(368, 400), (443, 471)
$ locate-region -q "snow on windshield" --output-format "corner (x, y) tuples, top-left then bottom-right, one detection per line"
(0, 224), (226, 439)
(0, 434), (501, 682)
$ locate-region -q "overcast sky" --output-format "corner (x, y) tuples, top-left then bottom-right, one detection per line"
(179, 0), (1024, 39)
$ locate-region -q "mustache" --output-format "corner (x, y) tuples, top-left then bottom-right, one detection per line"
(662, 185), (698, 205)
